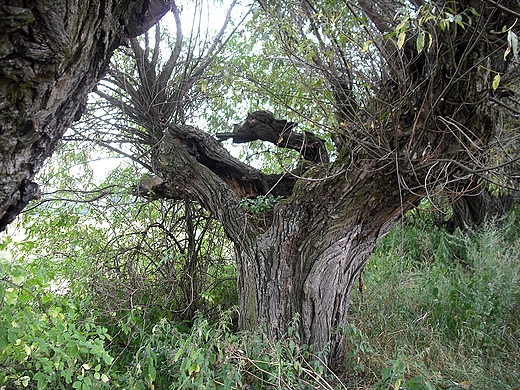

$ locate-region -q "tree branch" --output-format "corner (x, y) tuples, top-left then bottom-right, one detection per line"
(482, 0), (520, 18)
(124, 0), (173, 38)
(216, 111), (329, 163)
(165, 122), (297, 198)
(156, 128), (257, 245)
(157, 1), (184, 89)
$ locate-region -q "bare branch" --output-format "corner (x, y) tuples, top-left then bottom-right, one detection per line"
(482, 0), (520, 18)
(165, 122), (297, 198)
(23, 186), (119, 212)
(157, 1), (184, 89)
(216, 110), (329, 163)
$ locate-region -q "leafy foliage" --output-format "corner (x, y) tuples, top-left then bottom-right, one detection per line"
(0, 256), (113, 390)
(1, 141), (238, 388)
(240, 195), (283, 230)
(113, 311), (344, 389)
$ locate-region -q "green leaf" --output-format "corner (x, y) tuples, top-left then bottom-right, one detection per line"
(189, 363), (200, 377)
(361, 40), (372, 52)
(11, 267), (24, 284)
(148, 364), (156, 382)
(102, 353), (114, 365)
(32, 372), (45, 381)
(63, 368), (73, 384)
(395, 15), (409, 33)
(0, 235), (12, 250)
(492, 74), (500, 90)
(0, 334), (8, 350)
(69, 343), (79, 357)
(407, 375), (424, 386)
(33, 373), (48, 390)
(36, 338), (49, 354)
(174, 346), (185, 362)
(8, 330), (18, 343)
(416, 31), (425, 54)
(468, 7), (481, 17)
(38, 378), (47, 390)
(397, 31), (406, 50)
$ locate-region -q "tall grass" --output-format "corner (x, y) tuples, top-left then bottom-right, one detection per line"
(348, 217), (520, 389)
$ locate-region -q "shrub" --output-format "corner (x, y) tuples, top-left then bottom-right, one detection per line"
(115, 312), (345, 389)
(0, 260), (114, 390)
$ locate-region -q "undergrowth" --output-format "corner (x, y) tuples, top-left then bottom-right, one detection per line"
(1, 214), (519, 389)
(113, 312), (344, 389)
(348, 216), (520, 389)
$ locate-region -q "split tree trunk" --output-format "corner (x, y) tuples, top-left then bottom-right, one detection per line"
(155, 126), (419, 365)
(234, 163), (419, 366)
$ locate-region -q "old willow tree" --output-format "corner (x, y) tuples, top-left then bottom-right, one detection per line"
(3, 0), (520, 365)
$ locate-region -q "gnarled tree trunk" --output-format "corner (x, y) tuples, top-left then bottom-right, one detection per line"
(151, 119), (421, 367)
(0, 0), (170, 230)
(148, 0), (518, 366)
(235, 165), (419, 366)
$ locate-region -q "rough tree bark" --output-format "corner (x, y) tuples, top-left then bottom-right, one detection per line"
(150, 117), (420, 367)
(0, 0), (171, 230)
(216, 111), (329, 163)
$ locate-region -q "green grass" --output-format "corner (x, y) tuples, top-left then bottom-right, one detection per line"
(347, 218), (520, 389)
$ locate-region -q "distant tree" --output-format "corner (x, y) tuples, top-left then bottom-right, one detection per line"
(445, 188), (516, 232)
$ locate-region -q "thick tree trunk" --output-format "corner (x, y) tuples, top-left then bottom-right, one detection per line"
(154, 127), (418, 365)
(235, 163), (418, 366)
(446, 187), (515, 232)
(0, 0), (170, 231)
